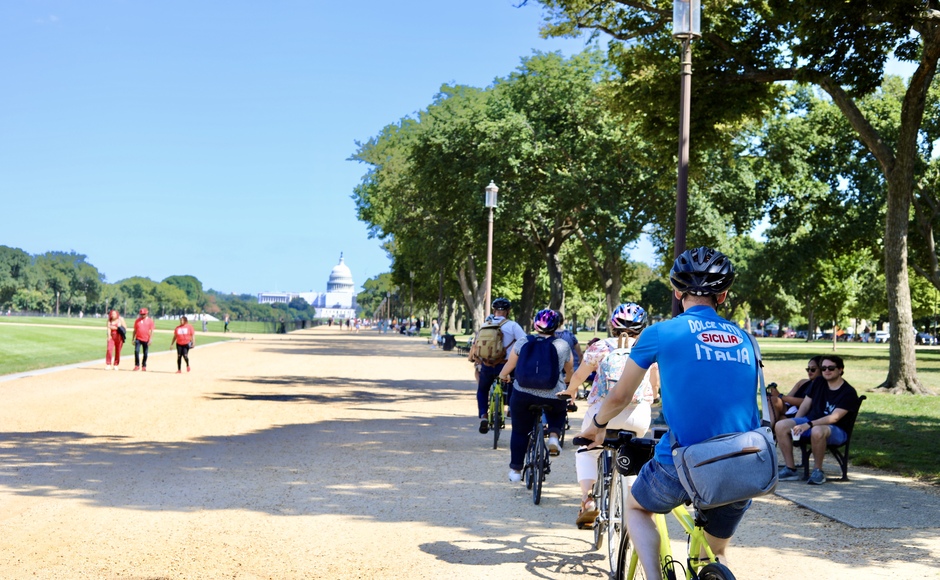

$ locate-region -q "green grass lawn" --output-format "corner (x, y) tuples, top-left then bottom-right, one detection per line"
(0, 324), (233, 376)
(573, 332), (940, 484)
(0, 315), (275, 334)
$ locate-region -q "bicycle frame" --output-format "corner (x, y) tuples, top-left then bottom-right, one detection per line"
(487, 380), (505, 449)
(621, 503), (720, 580)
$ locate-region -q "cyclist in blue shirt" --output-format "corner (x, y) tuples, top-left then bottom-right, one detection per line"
(578, 247), (759, 579)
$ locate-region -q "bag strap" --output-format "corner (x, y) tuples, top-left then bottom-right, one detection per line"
(670, 331), (771, 450)
(746, 332), (773, 428)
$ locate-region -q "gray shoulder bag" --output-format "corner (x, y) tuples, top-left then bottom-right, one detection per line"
(669, 333), (778, 509)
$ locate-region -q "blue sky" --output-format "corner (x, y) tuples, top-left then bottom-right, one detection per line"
(0, 1), (595, 294)
(0, 3), (917, 296)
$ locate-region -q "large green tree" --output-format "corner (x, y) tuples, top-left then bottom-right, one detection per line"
(34, 252), (102, 316)
(530, 0), (935, 393)
(0, 246), (31, 309)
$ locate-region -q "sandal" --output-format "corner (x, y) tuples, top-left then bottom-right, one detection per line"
(576, 498), (599, 529)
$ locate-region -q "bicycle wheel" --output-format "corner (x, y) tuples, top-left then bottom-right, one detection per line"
(524, 434), (536, 490)
(698, 563), (736, 580)
(617, 529), (645, 580)
(490, 391), (502, 450)
(533, 423), (545, 505)
(608, 468), (627, 575)
(559, 414), (568, 448)
(590, 453), (608, 548)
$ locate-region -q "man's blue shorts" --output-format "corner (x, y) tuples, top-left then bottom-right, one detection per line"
(793, 416), (848, 446)
(631, 458), (750, 539)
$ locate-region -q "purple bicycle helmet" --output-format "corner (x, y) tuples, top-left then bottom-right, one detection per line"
(669, 246), (735, 296)
(609, 303), (648, 334)
(533, 309), (562, 334)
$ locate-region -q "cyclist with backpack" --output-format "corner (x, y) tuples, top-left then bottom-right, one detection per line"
(498, 309), (573, 482)
(559, 302), (658, 528)
(470, 298), (527, 434)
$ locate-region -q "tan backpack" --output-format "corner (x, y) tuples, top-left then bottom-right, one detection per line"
(475, 319), (510, 366)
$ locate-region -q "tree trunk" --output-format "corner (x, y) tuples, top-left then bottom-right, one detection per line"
(880, 172), (931, 394)
(544, 249), (565, 313)
(831, 320), (837, 351)
(444, 298), (455, 334)
(807, 306), (815, 344)
(574, 226), (623, 316)
(456, 257), (486, 330)
(519, 264), (539, 332)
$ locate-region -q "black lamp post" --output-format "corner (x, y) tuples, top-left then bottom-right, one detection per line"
(484, 181), (499, 317)
(671, 0), (701, 317)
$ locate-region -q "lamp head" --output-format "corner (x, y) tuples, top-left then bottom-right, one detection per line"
(484, 180), (499, 208)
(672, 0), (701, 39)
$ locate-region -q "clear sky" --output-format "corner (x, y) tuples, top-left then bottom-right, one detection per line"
(0, 1), (593, 295)
(0, 3), (917, 296)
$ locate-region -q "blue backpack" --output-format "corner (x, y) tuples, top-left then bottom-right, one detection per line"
(515, 335), (560, 390)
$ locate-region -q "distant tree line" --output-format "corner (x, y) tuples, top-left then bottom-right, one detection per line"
(0, 246), (318, 322)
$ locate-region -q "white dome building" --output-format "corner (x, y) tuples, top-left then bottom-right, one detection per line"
(257, 254), (358, 319)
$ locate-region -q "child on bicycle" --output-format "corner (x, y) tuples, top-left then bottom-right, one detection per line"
(498, 309), (572, 483)
(559, 303), (658, 528)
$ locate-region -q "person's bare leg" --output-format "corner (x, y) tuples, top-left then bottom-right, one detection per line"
(704, 531), (731, 563)
(810, 425), (832, 470)
(626, 493), (662, 580)
(775, 418), (797, 467)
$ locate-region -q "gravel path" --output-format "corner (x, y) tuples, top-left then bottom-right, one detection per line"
(0, 327), (936, 579)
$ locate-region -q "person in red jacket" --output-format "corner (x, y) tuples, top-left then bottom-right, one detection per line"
(170, 315), (196, 373)
(133, 308), (155, 371)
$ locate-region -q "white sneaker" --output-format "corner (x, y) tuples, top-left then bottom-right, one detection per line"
(548, 435), (561, 456)
(105, 365), (112, 370)
(508, 469), (523, 483)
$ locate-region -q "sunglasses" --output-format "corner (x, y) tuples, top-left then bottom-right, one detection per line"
(805, 367), (818, 372)
(819, 365), (839, 371)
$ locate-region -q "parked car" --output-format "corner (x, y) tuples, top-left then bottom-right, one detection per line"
(875, 330), (890, 343)
(916, 332), (937, 345)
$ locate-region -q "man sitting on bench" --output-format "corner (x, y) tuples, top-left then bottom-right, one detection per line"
(774, 354), (861, 485)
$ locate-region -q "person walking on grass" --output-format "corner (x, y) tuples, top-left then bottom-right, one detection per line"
(171, 315), (196, 374)
(105, 309), (127, 371)
(132, 308), (155, 371)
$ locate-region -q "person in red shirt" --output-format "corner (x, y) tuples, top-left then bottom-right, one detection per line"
(132, 308), (156, 371)
(170, 315), (196, 373)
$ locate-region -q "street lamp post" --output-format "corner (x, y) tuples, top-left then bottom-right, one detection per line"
(410, 271), (414, 322)
(484, 181), (499, 317)
(671, 0), (701, 317)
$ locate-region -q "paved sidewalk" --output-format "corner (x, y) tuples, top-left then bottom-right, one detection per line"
(774, 466), (940, 529)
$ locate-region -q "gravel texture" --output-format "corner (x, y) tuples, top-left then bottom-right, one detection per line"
(0, 327), (937, 579)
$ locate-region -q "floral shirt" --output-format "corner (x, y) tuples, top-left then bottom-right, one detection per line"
(582, 337), (653, 405)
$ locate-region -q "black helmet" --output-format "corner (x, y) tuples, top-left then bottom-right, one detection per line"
(669, 246), (735, 296)
(492, 297), (511, 311)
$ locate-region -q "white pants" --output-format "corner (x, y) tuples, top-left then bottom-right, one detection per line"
(576, 399), (652, 484)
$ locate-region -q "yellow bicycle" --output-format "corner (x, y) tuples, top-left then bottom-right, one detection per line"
(486, 379), (506, 449)
(601, 432), (737, 580)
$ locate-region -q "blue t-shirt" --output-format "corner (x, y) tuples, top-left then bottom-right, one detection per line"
(629, 305), (760, 465)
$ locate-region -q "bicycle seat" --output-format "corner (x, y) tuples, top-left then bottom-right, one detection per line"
(528, 403), (556, 413)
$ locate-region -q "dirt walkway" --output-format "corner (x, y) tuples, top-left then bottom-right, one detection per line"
(0, 328), (936, 579)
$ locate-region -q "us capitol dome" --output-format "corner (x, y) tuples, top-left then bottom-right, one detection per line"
(256, 254), (358, 319)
